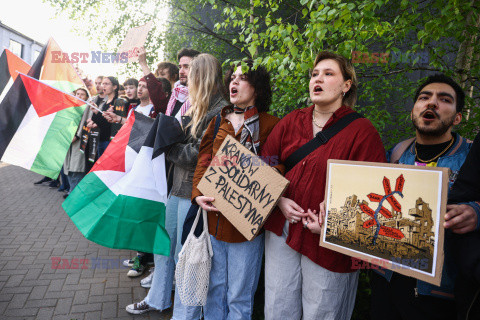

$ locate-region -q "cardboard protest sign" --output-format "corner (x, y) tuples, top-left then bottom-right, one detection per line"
(197, 135), (289, 240)
(118, 22), (153, 63)
(320, 159), (449, 286)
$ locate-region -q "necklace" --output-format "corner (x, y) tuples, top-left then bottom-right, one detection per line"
(314, 109), (335, 115)
(312, 111), (325, 128)
(415, 137), (454, 163)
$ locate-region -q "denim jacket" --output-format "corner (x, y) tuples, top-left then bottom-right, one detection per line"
(375, 132), (472, 299)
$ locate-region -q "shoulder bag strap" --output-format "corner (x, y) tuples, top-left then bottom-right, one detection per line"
(284, 112), (364, 173)
(389, 138), (415, 164)
(213, 114), (222, 139)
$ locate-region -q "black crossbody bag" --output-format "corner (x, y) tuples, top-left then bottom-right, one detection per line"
(284, 112), (364, 173)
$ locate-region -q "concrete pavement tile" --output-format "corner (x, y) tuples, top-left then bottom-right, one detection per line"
(4, 274), (25, 287)
(43, 289), (75, 300)
(70, 302), (101, 313)
(28, 285), (48, 300)
(88, 293), (116, 303)
(0, 301), (8, 315)
(90, 282), (105, 296)
(53, 297), (73, 315)
(2, 285), (32, 294)
(48, 278), (65, 291)
(36, 307), (55, 320)
(84, 310), (102, 320)
(101, 301), (117, 318)
(7, 292), (29, 308)
(73, 289), (89, 305)
(0, 293), (13, 302)
(24, 298), (57, 308)
(3, 306), (38, 317)
(23, 267), (43, 280)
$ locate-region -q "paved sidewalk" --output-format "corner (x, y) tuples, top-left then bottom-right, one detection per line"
(0, 163), (173, 319)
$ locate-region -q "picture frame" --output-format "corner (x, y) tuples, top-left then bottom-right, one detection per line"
(320, 159), (449, 286)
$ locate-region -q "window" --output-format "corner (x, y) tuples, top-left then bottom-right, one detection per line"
(9, 40), (23, 58)
(33, 50), (40, 61)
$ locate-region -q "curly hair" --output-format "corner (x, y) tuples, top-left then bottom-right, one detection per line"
(224, 60), (272, 112)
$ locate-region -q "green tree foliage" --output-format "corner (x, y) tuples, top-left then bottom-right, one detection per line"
(46, 0), (480, 146)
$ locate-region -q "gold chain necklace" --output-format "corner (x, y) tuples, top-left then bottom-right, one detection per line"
(415, 137), (454, 163)
(312, 111), (327, 128)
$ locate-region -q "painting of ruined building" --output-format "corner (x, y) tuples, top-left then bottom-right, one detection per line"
(320, 160), (449, 286)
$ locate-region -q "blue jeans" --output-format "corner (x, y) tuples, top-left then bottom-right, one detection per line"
(145, 195), (201, 319)
(97, 140), (110, 157)
(59, 166), (70, 191)
(204, 233), (265, 320)
(67, 172), (85, 193)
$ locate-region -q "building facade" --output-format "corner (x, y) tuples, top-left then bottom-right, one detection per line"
(0, 21), (43, 65)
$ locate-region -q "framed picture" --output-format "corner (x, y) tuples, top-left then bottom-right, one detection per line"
(320, 159), (449, 286)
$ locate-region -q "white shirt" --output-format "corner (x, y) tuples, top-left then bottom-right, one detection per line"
(135, 103), (154, 116)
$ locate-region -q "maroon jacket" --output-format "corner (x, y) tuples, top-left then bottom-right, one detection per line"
(262, 105), (386, 273)
(144, 72), (169, 115)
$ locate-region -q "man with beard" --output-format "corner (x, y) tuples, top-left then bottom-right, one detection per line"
(138, 46), (199, 117)
(370, 74), (476, 320)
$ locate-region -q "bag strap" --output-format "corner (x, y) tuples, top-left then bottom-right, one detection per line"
(213, 115), (221, 140)
(186, 207), (213, 254)
(284, 112), (364, 173)
(389, 138), (415, 164)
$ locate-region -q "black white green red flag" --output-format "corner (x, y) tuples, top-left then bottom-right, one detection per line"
(0, 38), (85, 178)
(0, 49), (30, 101)
(63, 112), (185, 255)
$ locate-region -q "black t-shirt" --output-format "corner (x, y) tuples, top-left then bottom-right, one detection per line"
(91, 97), (118, 142)
(415, 134), (457, 165)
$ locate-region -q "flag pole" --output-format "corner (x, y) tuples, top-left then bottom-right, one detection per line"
(85, 102), (104, 114)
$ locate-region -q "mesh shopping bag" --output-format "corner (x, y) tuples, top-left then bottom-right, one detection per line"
(175, 207), (213, 306)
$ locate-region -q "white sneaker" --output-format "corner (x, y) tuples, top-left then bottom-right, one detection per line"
(126, 300), (157, 314)
(123, 258), (135, 267)
(140, 268), (154, 288)
(126, 256), (145, 277)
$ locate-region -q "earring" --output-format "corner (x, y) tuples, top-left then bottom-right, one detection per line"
(342, 92), (346, 97)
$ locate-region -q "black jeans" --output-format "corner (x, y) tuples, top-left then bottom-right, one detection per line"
(370, 271), (456, 320)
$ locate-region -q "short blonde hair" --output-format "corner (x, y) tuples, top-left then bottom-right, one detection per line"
(313, 51), (358, 107)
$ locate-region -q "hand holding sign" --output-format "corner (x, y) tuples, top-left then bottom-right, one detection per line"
(196, 196), (219, 212)
(118, 22), (153, 63)
(197, 135), (289, 240)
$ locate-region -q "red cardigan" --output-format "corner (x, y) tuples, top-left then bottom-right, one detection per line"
(262, 105), (386, 273)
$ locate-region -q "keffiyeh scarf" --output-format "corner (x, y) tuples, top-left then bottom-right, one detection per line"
(229, 105), (260, 154)
(166, 81), (191, 116)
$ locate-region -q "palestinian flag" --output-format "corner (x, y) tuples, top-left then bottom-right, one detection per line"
(0, 49), (30, 101)
(63, 112), (185, 255)
(0, 38), (85, 178)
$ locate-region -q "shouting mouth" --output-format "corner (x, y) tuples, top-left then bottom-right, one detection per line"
(313, 85), (323, 93)
(230, 87), (238, 96)
(421, 110), (438, 121)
